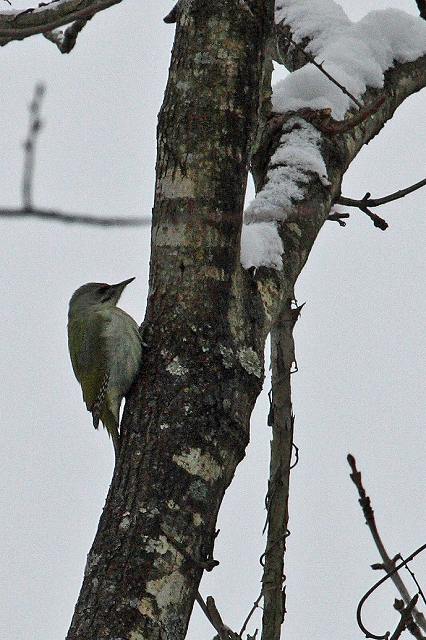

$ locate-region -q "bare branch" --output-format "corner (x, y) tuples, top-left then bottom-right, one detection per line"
(0, 0), (123, 47)
(348, 455), (426, 636)
(0, 207), (149, 226)
(22, 82), (45, 210)
(337, 178), (426, 209)
(336, 179), (426, 230)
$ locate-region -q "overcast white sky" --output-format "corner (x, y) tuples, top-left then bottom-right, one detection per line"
(0, 1), (425, 639)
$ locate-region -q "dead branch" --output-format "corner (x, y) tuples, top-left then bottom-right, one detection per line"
(348, 455), (426, 636)
(260, 297), (302, 640)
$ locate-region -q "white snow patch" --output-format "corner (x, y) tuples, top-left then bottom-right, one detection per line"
(273, 2), (426, 119)
(244, 119), (329, 225)
(240, 222), (283, 270)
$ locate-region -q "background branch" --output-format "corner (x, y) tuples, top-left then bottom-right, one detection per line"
(348, 455), (426, 637)
(0, 207), (149, 226)
(22, 82), (45, 210)
(1, 85), (150, 227)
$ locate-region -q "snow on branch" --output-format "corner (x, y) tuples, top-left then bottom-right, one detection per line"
(273, 1), (426, 120)
(0, 0), (123, 46)
(240, 1), (426, 271)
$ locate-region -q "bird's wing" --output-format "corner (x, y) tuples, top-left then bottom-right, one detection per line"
(68, 314), (111, 421)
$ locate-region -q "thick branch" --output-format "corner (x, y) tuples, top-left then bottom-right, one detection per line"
(0, 0), (123, 46)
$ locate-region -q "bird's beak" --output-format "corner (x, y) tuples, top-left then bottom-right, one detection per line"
(107, 277), (135, 303)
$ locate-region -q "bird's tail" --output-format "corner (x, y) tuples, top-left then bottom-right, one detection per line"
(100, 407), (120, 459)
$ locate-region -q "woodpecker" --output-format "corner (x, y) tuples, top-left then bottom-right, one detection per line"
(67, 278), (142, 456)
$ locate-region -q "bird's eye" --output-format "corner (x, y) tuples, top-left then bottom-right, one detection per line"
(98, 285), (109, 293)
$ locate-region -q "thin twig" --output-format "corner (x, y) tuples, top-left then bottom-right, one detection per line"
(348, 455), (426, 637)
(280, 32), (362, 108)
(337, 179), (426, 209)
(404, 563), (426, 607)
(0, 207), (150, 226)
(239, 591), (263, 638)
(22, 83), (45, 210)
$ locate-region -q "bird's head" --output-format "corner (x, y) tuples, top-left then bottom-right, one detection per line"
(68, 278), (135, 316)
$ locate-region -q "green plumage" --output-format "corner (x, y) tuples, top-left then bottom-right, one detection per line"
(67, 279), (142, 457)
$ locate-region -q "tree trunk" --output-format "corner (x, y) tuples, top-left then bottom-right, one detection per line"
(66, 2), (274, 638)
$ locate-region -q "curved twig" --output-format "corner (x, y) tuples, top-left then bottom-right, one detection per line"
(357, 544), (426, 640)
